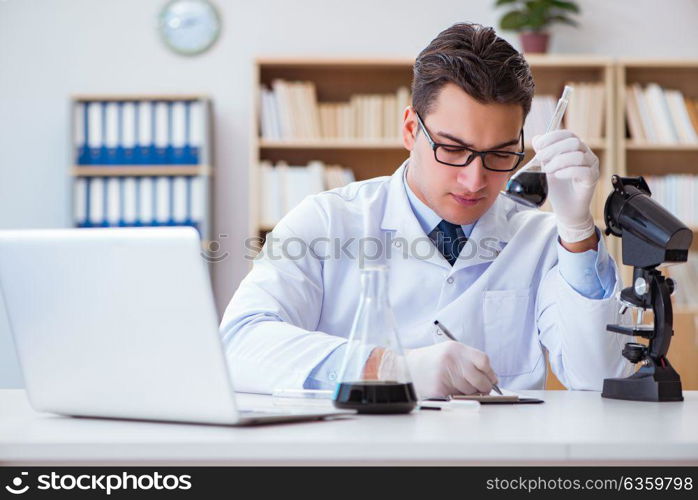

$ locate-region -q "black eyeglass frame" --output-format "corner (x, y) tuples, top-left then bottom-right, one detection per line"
(415, 111), (526, 172)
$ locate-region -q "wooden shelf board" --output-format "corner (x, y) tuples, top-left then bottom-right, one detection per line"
(260, 139), (404, 150)
(259, 139), (606, 150)
(618, 59), (698, 69)
(525, 55), (614, 67)
(72, 166), (210, 177)
(625, 143), (698, 151)
(256, 57), (414, 67)
(256, 55), (614, 68)
(526, 139), (606, 149)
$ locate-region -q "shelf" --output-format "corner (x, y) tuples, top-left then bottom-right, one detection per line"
(526, 139), (606, 150)
(625, 143), (698, 151)
(256, 55), (615, 68)
(259, 139), (403, 150)
(259, 139), (606, 150)
(72, 166), (210, 177)
(524, 55), (613, 68)
(618, 59), (698, 69)
(256, 57), (413, 67)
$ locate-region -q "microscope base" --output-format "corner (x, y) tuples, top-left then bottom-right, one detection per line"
(602, 368), (683, 402)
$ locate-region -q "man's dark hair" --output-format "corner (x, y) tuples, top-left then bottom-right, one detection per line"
(412, 23), (534, 122)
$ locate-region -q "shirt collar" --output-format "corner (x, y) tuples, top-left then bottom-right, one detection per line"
(381, 160), (517, 271)
(403, 164), (476, 238)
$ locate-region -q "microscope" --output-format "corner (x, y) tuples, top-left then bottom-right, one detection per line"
(601, 175), (693, 402)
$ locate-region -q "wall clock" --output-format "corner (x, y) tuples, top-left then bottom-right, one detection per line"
(159, 0), (221, 56)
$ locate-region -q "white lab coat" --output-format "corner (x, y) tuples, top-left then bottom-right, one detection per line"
(221, 161), (633, 394)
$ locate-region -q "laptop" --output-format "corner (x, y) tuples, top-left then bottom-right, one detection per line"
(0, 227), (350, 426)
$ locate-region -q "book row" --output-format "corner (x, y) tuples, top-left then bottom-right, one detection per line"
(73, 176), (205, 228)
(644, 175), (698, 227)
(625, 84), (698, 144)
(525, 82), (606, 141)
(260, 80), (411, 141)
(74, 100), (205, 165)
(259, 160), (355, 228)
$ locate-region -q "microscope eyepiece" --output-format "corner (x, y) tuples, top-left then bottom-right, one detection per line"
(604, 175), (693, 268)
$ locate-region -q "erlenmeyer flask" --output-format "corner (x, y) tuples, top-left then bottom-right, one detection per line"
(502, 85), (573, 208)
(333, 265), (417, 414)
(503, 166), (548, 208)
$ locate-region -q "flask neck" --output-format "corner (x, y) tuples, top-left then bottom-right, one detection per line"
(360, 267), (388, 300)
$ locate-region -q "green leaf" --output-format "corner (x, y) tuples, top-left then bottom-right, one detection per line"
(527, 4), (548, 30)
(500, 10), (530, 31)
(494, 0), (518, 7)
(550, 0), (580, 13)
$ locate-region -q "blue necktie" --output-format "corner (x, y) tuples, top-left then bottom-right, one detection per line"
(429, 220), (467, 266)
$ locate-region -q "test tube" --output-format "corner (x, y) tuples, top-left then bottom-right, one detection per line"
(514, 85), (574, 175)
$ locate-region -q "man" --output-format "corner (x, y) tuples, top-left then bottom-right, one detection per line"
(221, 23), (632, 398)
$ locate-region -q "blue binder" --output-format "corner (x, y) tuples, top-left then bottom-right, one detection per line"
(77, 103), (89, 165)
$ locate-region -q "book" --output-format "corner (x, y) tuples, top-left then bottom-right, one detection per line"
(685, 98), (698, 137)
(122, 177), (137, 226)
(153, 102), (170, 164)
(105, 177), (121, 226)
(625, 84), (698, 145)
(561, 82), (605, 141)
(104, 102), (120, 164)
(644, 83), (679, 143)
(625, 85), (646, 143)
(121, 102), (137, 163)
(260, 80), (412, 141)
(258, 160), (356, 227)
(632, 84), (657, 143)
(137, 101), (153, 163)
(666, 90), (698, 144)
(87, 101), (104, 164)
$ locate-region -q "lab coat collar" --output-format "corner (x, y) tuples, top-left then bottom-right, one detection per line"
(381, 160), (517, 271)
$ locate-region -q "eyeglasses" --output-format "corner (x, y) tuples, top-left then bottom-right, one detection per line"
(415, 111), (525, 172)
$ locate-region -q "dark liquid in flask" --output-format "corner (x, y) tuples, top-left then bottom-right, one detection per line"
(333, 380), (417, 414)
(504, 171), (548, 208)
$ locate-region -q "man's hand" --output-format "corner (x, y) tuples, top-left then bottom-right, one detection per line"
(532, 130), (600, 246)
(378, 341), (498, 399)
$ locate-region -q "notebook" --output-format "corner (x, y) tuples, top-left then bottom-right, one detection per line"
(451, 388), (544, 404)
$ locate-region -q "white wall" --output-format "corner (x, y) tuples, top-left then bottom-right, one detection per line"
(1, 0), (698, 388)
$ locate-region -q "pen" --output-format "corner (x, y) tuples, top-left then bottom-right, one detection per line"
(433, 320), (503, 396)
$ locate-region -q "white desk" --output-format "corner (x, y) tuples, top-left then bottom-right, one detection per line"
(1, 389), (696, 466)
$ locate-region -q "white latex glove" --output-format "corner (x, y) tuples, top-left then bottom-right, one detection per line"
(532, 130), (600, 243)
(381, 341), (498, 399)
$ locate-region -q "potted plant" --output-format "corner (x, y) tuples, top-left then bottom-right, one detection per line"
(495, 0), (580, 54)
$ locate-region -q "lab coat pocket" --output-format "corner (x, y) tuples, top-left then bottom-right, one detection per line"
(483, 288), (538, 377)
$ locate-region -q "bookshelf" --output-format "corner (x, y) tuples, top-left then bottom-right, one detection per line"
(251, 56), (698, 390)
(251, 56), (615, 237)
(70, 95), (213, 243)
(615, 60), (698, 391)
(525, 56), (615, 391)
